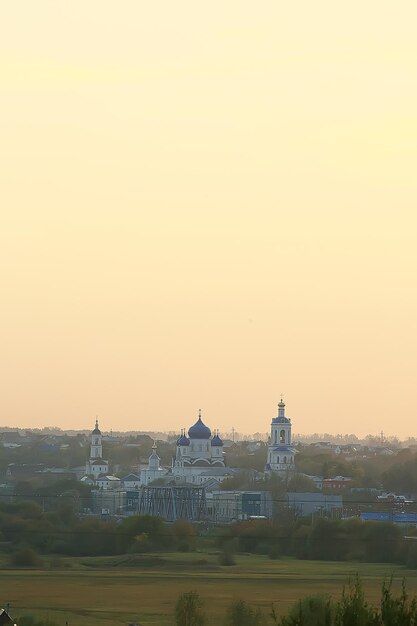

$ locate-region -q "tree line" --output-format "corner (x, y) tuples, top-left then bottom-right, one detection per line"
(1, 500), (417, 570)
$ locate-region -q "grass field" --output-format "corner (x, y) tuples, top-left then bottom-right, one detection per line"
(2, 552), (417, 625)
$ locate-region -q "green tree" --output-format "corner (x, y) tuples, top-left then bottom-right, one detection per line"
(380, 579), (417, 624)
(334, 576), (379, 626)
(224, 599), (266, 626)
(172, 519), (196, 552)
(287, 474), (318, 492)
(175, 591), (206, 626)
(277, 596), (333, 626)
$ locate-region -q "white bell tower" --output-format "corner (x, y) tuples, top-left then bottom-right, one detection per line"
(267, 398), (295, 476)
(90, 418), (103, 459)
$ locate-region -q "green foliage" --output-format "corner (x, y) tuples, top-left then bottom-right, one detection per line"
(224, 442), (267, 472)
(383, 455), (417, 493)
(220, 470), (257, 491)
(218, 539), (237, 566)
(303, 517), (402, 564)
(172, 519), (197, 552)
(380, 579), (417, 624)
(224, 599), (266, 626)
(361, 521), (402, 563)
(278, 596), (333, 626)
(175, 591), (206, 626)
(10, 545), (44, 567)
(119, 514), (169, 553)
(287, 474), (318, 492)
(405, 542), (417, 569)
(334, 576), (379, 626)
(276, 577), (417, 626)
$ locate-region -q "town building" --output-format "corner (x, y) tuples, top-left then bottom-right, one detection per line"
(360, 512), (417, 527)
(121, 473), (141, 490)
(322, 476), (352, 492)
(207, 490), (273, 522)
(91, 488), (126, 515)
(286, 492), (343, 517)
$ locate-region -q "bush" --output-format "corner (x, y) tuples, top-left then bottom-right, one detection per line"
(279, 596), (333, 626)
(406, 542), (417, 569)
(380, 578), (417, 624)
(218, 540), (236, 566)
(49, 555), (63, 568)
(10, 546), (43, 567)
(175, 591), (206, 626)
(173, 520), (197, 552)
(269, 542), (280, 559)
(224, 599), (266, 626)
(334, 576), (378, 626)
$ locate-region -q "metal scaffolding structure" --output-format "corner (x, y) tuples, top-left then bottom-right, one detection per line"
(137, 486), (207, 521)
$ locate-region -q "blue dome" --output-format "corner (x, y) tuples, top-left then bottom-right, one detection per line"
(177, 434), (190, 446)
(272, 416), (290, 424)
(211, 435), (223, 447)
(188, 417), (211, 440)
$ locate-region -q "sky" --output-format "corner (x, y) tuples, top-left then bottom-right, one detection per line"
(0, 1), (416, 438)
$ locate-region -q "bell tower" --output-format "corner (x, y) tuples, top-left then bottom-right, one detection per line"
(267, 398), (295, 476)
(90, 418), (103, 459)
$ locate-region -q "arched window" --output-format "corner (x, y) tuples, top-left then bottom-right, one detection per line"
(284, 456), (287, 464)
(274, 430), (277, 444)
(280, 429), (285, 444)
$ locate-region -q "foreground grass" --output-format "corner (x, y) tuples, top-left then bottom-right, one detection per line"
(2, 552), (417, 625)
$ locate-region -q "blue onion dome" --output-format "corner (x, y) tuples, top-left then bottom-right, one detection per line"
(272, 414), (290, 424)
(272, 397), (290, 423)
(188, 411), (211, 439)
(92, 419), (101, 435)
(177, 429), (190, 446)
(211, 430), (223, 446)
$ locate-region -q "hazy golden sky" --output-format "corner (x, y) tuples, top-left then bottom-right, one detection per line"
(1, 2), (416, 437)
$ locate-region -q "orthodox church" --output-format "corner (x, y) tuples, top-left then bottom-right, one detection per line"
(80, 400), (296, 491)
(266, 398), (296, 476)
(172, 410), (232, 485)
(85, 419), (109, 478)
(140, 441), (168, 485)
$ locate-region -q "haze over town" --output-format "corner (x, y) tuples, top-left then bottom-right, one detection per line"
(1, 1), (416, 438)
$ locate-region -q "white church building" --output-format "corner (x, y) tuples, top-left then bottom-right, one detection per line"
(172, 410), (231, 485)
(140, 441), (169, 485)
(80, 400), (297, 492)
(84, 419), (109, 478)
(266, 398), (296, 476)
